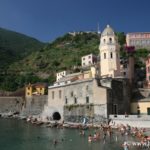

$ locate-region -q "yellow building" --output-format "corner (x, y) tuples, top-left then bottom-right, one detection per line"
(25, 83), (48, 97)
(131, 100), (150, 115)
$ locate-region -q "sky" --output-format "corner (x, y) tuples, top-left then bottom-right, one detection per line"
(0, 0), (150, 42)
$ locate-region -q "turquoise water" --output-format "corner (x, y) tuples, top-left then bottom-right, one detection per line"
(0, 118), (137, 150)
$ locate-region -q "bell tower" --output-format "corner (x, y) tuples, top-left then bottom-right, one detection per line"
(99, 25), (120, 77)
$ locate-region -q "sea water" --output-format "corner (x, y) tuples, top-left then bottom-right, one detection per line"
(0, 118), (139, 150)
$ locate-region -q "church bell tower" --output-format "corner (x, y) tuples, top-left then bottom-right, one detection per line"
(99, 25), (120, 77)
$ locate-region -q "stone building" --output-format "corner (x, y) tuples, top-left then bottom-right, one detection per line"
(47, 77), (131, 122)
(120, 57), (135, 83)
(47, 78), (111, 122)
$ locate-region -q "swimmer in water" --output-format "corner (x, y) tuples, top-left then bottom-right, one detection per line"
(53, 139), (58, 145)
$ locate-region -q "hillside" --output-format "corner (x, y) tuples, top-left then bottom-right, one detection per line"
(11, 32), (100, 72)
(0, 31), (127, 91)
(0, 27), (45, 69)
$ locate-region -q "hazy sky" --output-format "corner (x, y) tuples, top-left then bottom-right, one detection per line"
(0, 0), (149, 42)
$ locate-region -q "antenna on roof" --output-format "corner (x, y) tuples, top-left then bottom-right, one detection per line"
(97, 22), (101, 34)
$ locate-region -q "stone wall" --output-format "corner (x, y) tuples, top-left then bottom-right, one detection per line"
(111, 78), (131, 114)
(109, 115), (150, 128)
(21, 95), (48, 116)
(0, 97), (24, 113)
(64, 104), (107, 124)
(0, 96), (48, 116)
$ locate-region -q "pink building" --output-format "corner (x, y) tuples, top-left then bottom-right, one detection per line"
(126, 33), (150, 50)
(146, 55), (150, 88)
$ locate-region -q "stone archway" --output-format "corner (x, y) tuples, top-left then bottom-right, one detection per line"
(52, 112), (61, 120)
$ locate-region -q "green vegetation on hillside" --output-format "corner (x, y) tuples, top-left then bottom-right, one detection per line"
(14, 32), (100, 72)
(0, 30), (148, 91)
(0, 27), (45, 69)
(1, 32), (100, 91)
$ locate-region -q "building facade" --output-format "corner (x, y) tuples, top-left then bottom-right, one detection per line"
(47, 78), (112, 121)
(25, 83), (47, 97)
(56, 71), (69, 82)
(120, 57), (135, 83)
(126, 32), (150, 50)
(81, 54), (97, 67)
(131, 100), (150, 115)
(146, 55), (150, 88)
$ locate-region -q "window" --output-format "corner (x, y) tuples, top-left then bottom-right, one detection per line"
(123, 72), (126, 76)
(104, 53), (106, 59)
(83, 63), (85, 66)
(88, 55), (91, 58)
(116, 53), (118, 58)
(71, 91), (73, 97)
(27, 92), (30, 95)
(89, 61), (91, 64)
(83, 57), (85, 60)
(65, 97), (68, 104)
(103, 39), (106, 43)
(86, 96), (89, 103)
(86, 85), (89, 91)
(28, 87), (30, 90)
(123, 64), (127, 68)
(52, 91), (54, 99)
(110, 52), (113, 58)
(59, 90), (61, 99)
(74, 97), (77, 104)
(109, 38), (112, 43)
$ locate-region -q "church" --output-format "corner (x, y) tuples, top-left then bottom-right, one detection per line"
(46, 25), (131, 123)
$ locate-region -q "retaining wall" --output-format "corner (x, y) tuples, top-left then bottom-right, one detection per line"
(109, 115), (150, 128)
(0, 97), (24, 113)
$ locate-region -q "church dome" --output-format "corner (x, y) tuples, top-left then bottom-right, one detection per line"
(101, 25), (114, 36)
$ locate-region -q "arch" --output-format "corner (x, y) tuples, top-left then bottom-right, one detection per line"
(104, 53), (106, 59)
(52, 112), (61, 120)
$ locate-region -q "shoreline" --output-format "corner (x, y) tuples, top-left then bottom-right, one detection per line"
(0, 112), (150, 131)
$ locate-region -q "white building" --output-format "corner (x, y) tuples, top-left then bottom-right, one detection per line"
(56, 71), (69, 82)
(99, 25), (120, 77)
(81, 54), (97, 67)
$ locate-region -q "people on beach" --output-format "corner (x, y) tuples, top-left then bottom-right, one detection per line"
(88, 134), (92, 142)
(79, 130), (85, 136)
(122, 141), (129, 150)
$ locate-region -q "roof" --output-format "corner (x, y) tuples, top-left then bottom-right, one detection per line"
(127, 32), (150, 35)
(26, 83), (48, 88)
(56, 72), (82, 83)
(101, 25), (114, 37)
(132, 98), (150, 102)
